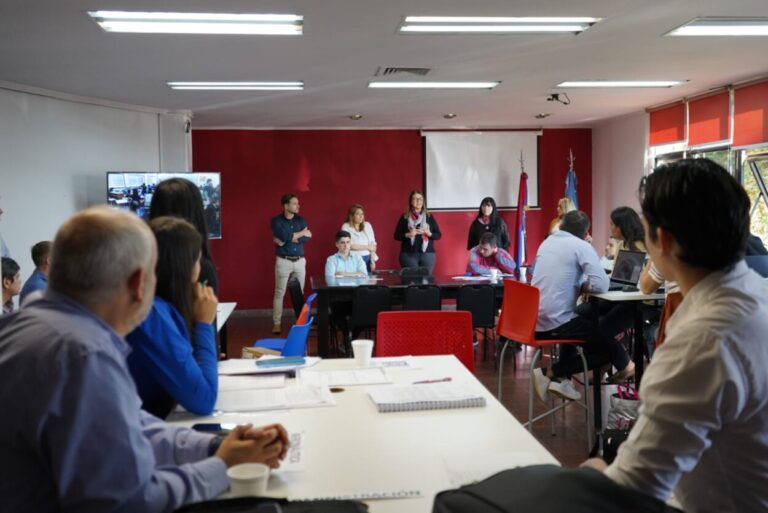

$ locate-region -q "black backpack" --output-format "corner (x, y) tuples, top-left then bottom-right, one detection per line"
(434, 465), (681, 513)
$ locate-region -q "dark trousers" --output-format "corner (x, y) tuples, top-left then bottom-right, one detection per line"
(399, 252), (436, 275)
(535, 314), (629, 378)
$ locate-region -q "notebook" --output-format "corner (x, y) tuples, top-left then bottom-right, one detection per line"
(608, 250), (646, 291)
(368, 383), (486, 413)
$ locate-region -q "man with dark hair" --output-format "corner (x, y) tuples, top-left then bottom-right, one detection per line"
(466, 232), (516, 276)
(583, 159), (768, 513)
(529, 210), (628, 402)
(271, 193), (312, 333)
(1, 257), (20, 315)
(19, 240), (51, 304)
(325, 230), (367, 278)
(0, 207), (289, 512)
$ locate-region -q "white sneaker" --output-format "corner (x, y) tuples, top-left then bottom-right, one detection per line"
(532, 368), (551, 403)
(548, 379), (582, 401)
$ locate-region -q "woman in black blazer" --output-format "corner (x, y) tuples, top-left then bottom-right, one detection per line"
(394, 190), (441, 275)
(467, 197), (510, 250)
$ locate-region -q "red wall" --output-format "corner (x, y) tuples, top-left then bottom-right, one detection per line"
(193, 128), (591, 309)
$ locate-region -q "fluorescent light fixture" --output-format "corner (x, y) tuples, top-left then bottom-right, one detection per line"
(167, 81), (303, 90)
(368, 81), (500, 89)
(556, 80), (686, 88)
(399, 16), (600, 35)
(88, 11), (303, 35)
(667, 17), (768, 36)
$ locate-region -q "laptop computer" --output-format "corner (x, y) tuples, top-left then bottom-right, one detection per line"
(608, 250), (646, 291)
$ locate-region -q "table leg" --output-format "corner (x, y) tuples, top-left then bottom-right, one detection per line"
(317, 291), (330, 358)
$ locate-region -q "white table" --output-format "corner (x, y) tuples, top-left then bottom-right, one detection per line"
(169, 355), (558, 512)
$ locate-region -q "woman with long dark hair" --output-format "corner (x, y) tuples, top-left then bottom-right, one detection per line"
(394, 190), (441, 275)
(126, 216), (219, 418)
(149, 178), (219, 294)
(467, 196), (510, 250)
(610, 206), (646, 252)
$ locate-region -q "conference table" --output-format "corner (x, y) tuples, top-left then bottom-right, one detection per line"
(310, 274), (506, 357)
(169, 355), (558, 512)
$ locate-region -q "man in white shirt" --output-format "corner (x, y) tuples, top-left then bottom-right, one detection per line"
(530, 211), (614, 401)
(582, 158), (768, 513)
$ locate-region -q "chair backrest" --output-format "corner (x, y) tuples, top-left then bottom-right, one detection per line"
(282, 316), (313, 356)
(400, 266), (430, 278)
(497, 280), (538, 345)
(297, 292), (318, 324)
(456, 284), (496, 328)
(350, 286), (391, 329)
(287, 278), (305, 318)
(375, 311), (475, 372)
(403, 285), (441, 311)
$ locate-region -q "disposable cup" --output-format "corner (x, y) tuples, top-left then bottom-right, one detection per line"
(227, 463), (270, 497)
(351, 339), (374, 367)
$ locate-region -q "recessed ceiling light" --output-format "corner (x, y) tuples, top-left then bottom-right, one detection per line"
(349, 114), (363, 120)
(556, 80), (686, 88)
(667, 17), (768, 36)
(167, 81), (303, 90)
(399, 16), (601, 35)
(368, 81), (499, 89)
(443, 113), (457, 119)
(88, 11), (303, 35)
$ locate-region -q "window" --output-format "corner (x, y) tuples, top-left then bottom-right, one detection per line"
(741, 149), (768, 248)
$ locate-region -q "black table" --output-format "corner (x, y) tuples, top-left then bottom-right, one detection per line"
(310, 274), (506, 357)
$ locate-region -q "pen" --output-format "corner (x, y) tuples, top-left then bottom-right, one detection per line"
(412, 377), (452, 385)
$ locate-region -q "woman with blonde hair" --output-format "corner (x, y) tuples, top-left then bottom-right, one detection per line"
(549, 197), (576, 233)
(341, 204), (378, 272)
(393, 190), (441, 275)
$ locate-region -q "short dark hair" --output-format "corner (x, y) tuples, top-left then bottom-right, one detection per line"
(560, 211), (590, 239)
(479, 232), (498, 247)
(1, 257), (20, 282)
(31, 241), (52, 268)
(336, 230), (351, 242)
(281, 193), (297, 206)
(640, 158), (749, 270)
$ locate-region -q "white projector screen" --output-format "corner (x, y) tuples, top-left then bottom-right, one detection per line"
(424, 131), (539, 210)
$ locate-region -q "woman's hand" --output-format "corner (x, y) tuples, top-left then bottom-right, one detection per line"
(193, 282), (219, 324)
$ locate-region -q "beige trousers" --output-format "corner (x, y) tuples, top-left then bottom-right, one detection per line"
(272, 256), (306, 324)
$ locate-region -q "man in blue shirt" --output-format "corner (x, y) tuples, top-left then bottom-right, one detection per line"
(19, 240), (50, 304)
(325, 230), (368, 278)
(271, 193), (312, 333)
(0, 207), (289, 513)
(530, 210), (612, 402)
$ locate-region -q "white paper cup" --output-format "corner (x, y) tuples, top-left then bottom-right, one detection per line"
(227, 463), (270, 497)
(489, 268), (499, 280)
(519, 267), (528, 283)
(351, 339), (374, 367)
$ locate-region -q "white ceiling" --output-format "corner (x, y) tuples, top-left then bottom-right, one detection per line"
(2, 0), (768, 128)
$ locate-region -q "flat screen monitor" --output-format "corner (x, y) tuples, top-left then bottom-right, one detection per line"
(106, 172), (221, 239)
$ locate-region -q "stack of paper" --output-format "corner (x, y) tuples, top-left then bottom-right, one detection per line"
(215, 385), (335, 412)
(368, 383), (486, 413)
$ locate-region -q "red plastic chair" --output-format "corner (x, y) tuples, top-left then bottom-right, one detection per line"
(496, 280), (592, 447)
(375, 311), (475, 372)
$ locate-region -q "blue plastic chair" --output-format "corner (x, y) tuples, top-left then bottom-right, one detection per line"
(253, 316), (313, 356)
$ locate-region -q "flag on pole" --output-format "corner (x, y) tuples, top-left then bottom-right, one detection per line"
(514, 171), (528, 268)
(565, 148), (579, 209)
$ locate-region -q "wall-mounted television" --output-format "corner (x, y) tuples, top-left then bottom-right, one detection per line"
(107, 172), (222, 239)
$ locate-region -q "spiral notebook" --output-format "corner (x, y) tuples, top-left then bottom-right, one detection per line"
(368, 383), (486, 413)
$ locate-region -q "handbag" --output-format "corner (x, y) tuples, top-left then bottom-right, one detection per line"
(606, 383), (640, 431)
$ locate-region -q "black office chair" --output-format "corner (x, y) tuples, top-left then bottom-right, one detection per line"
(456, 284), (497, 361)
(403, 285), (441, 311)
(348, 286), (391, 351)
(400, 266), (430, 278)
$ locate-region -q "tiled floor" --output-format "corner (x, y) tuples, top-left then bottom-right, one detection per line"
(225, 313), (591, 468)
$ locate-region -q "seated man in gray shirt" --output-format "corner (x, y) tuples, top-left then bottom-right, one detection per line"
(582, 158), (768, 513)
(0, 207), (289, 513)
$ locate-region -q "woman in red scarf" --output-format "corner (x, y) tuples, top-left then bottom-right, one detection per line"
(393, 190), (441, 275)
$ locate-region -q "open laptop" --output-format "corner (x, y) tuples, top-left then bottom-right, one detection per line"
(608, 250), (646, 291)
